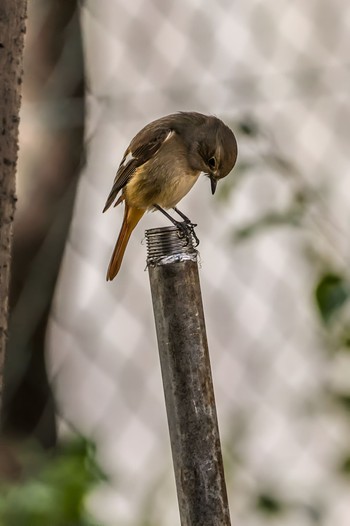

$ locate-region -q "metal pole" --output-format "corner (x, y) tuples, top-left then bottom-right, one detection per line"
(146, 225), (231, 526)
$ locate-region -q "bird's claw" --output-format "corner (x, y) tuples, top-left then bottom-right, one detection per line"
(176, 221), (200, 247)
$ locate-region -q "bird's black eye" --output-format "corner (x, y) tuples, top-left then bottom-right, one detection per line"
(208, 157), (216, 170)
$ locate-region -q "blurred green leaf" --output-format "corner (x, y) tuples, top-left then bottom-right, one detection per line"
(0, 438), (105, 526)
(338, 454), (350, 476)
(233, 206), (303, 242)
(343, 334), (350, 348)
(237, 117), (260, 137)
(255, 492), (285, 515)
(331, 391), (350, 412)
(315, 273), (349, 324)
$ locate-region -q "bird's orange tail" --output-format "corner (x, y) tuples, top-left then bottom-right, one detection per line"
(107, 203), (145, 281)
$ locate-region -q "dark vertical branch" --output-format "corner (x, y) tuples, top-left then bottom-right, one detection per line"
(0, 1), (27, 414)
(2, 0), (85, 448)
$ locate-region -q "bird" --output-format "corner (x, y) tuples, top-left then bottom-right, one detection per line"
(103, 111), (237, 280)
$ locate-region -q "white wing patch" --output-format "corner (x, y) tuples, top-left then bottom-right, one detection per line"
(121, 150), (135, 166)
(164, 129), (175, 142)
(121, 129), (173, 167)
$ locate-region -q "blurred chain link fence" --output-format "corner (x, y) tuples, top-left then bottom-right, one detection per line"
(16, 0), (350, 525)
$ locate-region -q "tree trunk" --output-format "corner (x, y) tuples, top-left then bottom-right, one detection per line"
(2, 0), (85, 448)
(0, 1), (27, 414)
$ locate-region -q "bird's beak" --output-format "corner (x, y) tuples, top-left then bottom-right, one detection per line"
(210, 175), (217, 195)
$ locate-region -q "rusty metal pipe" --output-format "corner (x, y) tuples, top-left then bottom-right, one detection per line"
(146, 225), (231, 526)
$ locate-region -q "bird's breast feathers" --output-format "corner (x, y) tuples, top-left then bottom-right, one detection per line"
(125, 161), (200, 209)
(125, 133), (200, 209)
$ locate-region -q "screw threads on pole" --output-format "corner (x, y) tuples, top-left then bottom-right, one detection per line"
(145, 226), (197, 267)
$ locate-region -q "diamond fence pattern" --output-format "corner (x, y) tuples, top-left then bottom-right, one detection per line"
(22, 0), (350, 524)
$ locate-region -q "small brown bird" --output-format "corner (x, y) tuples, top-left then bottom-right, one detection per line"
(103, 111), (237, 280)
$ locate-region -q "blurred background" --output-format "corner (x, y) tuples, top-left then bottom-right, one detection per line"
(3, 0), (350, 525)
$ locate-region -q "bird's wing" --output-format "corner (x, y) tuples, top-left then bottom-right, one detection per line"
(103, 122), (174, 212)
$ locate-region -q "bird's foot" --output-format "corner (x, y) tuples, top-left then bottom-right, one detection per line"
(176, 220), (200, 247)
(153, 204), (200, 246)
(173, 206), (197, 228)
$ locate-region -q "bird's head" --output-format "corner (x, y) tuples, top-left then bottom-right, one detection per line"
(188, 115), (238, 194)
